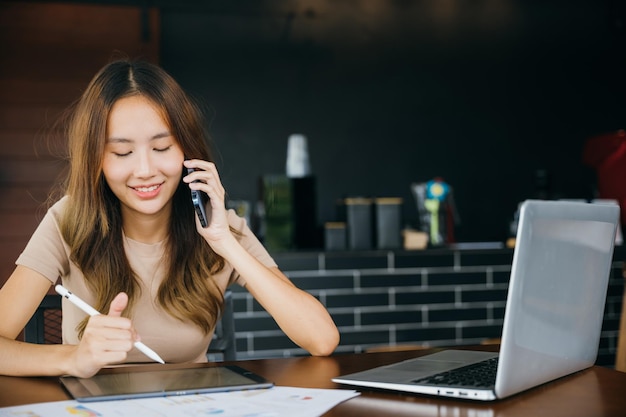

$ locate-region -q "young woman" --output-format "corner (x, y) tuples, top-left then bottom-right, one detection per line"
(0, 59), (339, 377)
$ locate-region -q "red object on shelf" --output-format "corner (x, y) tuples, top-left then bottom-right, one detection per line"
(583, 129), (626, 225)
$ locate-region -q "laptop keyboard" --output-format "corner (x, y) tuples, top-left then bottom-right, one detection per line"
(411, 357), (498, 388)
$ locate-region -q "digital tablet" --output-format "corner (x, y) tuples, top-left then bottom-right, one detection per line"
(60, 365), (274, 402)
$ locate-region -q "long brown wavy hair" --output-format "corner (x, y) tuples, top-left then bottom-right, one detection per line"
(58, 59), (225, 337)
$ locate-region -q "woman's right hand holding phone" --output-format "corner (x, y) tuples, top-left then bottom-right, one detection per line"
(183, 160), (237, 256)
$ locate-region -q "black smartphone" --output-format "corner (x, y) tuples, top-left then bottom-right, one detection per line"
(187, 167), (210, 228)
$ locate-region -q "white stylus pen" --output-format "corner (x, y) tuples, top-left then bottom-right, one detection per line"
(54, 284), (165, 364)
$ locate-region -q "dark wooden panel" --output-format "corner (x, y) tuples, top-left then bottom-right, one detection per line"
(0, 130), (66, 158)
(0, 185), (55, 211)
(0, 78), (87, 105)
(0, 2), (157, 45)
(0, 3), (160, 75)
(0, 159), (66, 185)
(0, 106), (68, 130)
(0, 2), (160, 288)
(0, 240), (26, 280)
(0, 213), (40, 238)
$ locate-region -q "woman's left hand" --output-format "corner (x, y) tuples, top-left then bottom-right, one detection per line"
(182, 159), (237, 254)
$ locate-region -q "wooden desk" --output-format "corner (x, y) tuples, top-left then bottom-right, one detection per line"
(1, 348), (626, 416)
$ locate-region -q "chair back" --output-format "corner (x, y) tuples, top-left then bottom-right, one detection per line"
(207, 289), (237, 361)
(24, 294), (62, 344)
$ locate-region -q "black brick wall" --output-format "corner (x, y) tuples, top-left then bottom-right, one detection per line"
(223, 247), (625, 368)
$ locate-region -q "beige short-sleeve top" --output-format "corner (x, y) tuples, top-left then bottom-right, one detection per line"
(16, 196), (276, 364)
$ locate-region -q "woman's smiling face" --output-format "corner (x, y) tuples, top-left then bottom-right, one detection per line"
(103, 95), (185, 221)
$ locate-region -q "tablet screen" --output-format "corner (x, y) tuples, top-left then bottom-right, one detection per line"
(60, 365), (274, 402)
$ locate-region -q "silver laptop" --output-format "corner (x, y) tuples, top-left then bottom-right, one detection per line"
(333, 199), (619, 401)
